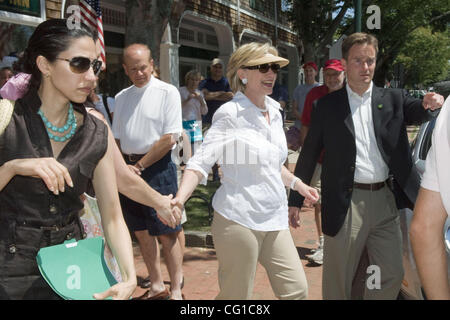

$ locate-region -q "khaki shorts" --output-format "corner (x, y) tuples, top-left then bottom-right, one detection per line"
(310, 164), (322, 204)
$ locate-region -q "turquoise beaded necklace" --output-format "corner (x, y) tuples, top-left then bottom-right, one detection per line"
(38, 103), (77, 142)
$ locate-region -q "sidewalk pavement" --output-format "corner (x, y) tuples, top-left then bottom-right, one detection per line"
(131, 206), (323, 300)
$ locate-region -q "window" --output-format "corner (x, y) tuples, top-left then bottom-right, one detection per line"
(180, 27), (195, 42)
(249, 0), (268, 12)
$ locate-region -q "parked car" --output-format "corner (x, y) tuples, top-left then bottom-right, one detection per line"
(399, 119), (450, 299)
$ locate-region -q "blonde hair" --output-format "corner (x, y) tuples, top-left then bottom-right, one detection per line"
(227, 42), (279, 93)
(184, 69), (202, 85)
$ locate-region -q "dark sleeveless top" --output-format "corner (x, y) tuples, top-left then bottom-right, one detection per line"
(0, 88), (108, 227)
(0, 88), (108, 299)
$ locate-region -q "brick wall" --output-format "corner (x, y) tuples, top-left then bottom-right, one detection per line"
(183, 0), (297, 47)
(46, 0), (63, 19)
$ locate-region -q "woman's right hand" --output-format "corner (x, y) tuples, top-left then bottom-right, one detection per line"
(8, 157), (73, 195)
(295, 180), (319, 207)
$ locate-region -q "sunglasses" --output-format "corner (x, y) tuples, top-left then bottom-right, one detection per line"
(56, 56), (102, 76)
(243, 63), (281, 74)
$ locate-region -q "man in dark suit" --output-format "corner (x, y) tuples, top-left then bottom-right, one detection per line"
(288, 33), (444, 299)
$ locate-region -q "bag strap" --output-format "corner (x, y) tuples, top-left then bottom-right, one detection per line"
(0, 99), (15, 136)
(101, 94), (113, 125)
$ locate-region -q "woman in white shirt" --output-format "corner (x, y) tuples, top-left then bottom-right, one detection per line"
(173, 42), (319, 300)
(179, 70), (208, 155)
(411, 95), (450, 299)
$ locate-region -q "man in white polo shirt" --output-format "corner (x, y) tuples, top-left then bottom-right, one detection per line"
(112, 43), (184, 300)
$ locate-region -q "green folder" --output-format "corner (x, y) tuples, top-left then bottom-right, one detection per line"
(36, 237), (118, 300)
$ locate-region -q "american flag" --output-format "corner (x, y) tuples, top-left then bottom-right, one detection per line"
(80, 0), (105, 64)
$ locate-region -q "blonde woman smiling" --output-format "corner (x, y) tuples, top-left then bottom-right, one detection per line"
(173, 43), (318, 300)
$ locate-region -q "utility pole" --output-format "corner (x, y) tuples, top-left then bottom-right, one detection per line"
(354, 0), (362, 32)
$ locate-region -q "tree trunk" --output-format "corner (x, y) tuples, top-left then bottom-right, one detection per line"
(124, 0), (174, 66)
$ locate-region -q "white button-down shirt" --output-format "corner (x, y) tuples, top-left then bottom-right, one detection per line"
(186, 91), (289, 231)
(112, 76), (182, 154)
(347, 82), (389, 183)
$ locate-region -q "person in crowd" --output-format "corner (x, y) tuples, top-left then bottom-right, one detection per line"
(112, 43), (184, 300)
(0, 66), (13, 89)
(173, 42), (319, 300)
(0, 19), (136, 300)
(410, 95), (450, 300)
(291, 59), (345, 265)
(88, 85), (115, 127)
(0, 49), (181, 231)
(179, 69), (208, 155)
(286, 61), (319, 151)
(269, 80), (288, 125)
(199, 58), (234, 181)
(153, 65), (161, 79)
(199, 58), (233, 126)
(288, 32), (444, 299)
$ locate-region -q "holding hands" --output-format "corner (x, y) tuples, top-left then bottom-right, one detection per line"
(154, 194), (182, 229)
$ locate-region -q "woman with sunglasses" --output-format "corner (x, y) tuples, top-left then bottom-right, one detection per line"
(0, 19), (136, 299)
(173, 42), (319, 299)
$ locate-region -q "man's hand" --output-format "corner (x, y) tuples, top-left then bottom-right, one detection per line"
(422, 92), (444, 111)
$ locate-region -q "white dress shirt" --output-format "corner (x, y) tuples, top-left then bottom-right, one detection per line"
(186, 91), (289, 231)
(112, 76), (182, 154)
(347, 82), (389, 183)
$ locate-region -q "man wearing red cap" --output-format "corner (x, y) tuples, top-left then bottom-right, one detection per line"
(289, 59), (345, 265)
(287, 62), (319, 150)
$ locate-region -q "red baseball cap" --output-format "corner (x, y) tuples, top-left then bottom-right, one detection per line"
(303, 61), (318, 71)
(324, 59), (344, 72)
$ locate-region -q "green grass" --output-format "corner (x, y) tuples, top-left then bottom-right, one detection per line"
(183, 180), (221, 232)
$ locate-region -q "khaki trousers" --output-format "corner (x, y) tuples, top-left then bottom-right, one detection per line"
(211, 212), (308, 300)
(322, 185), (404, 299)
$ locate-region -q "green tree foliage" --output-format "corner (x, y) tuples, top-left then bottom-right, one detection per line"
(286, 0), (450, 86)
(395, 27), (450, 88)
(285, 0), (353, 64)
(361, 0), (450, 86)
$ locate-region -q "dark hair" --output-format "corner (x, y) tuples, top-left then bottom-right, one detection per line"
(342, 32), (378, 60)
(0, 66), (12, 73)
(14, 19), (97, 90)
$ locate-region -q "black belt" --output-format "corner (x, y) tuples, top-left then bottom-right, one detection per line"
(123, 153), (145, 163)
(354, 181), (386, 191)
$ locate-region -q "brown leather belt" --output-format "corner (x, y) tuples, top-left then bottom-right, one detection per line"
(123, 153), (145, 163)
(354, 181), (385, 191)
